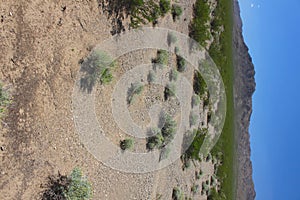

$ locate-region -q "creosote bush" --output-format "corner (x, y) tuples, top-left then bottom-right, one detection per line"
(120, 138), (134, 150)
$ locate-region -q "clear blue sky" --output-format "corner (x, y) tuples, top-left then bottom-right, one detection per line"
(239, 0), (300, 199)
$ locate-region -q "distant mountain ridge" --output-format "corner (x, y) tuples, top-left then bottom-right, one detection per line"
(233, 0), (256, 199)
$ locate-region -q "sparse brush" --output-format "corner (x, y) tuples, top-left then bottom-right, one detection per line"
(148, 70), (156, 83)
(127, 82), (144, 104)
(170, 69), (178, 82)
(191, 184), (199, 194)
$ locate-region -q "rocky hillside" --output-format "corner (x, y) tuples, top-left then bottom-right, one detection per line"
(233, 0), (256, 199)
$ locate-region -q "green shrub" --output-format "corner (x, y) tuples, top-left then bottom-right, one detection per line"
(147, 128), (164, 150)
(0, 83), (10, 118)
(129, 0), (169, 28)
(172, 187), (184, 200)
(192, 94), (201, 107)
(170, 69), (178, 82)
(161, 114), (177, 143)
(100, 68), (113, 84)
(182, 128), (207, 165)
(176, 55), (186, 72)
(193, 71), (207, 96)
(65, 168), (93, 200)
(164, 83), (176, 100)
(120, 138), (134, 150)
(148, 70), (156, 83)
(167, 32), (177, 46)
(153, 50), (169, 67)
(171, 5), (183, 22)
(159, 0), (171, 16)
(127, 82), (144, 104)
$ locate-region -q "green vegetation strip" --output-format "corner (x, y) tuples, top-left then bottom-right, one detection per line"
(190, 0), (235, 199)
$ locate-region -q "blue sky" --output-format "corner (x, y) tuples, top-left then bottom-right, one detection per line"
(239, 0), (300, 199)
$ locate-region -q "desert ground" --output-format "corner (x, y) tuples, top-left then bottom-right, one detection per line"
(0, 0), (233, 199)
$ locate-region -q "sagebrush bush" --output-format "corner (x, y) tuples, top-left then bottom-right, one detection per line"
(42, 168), (92, 200)
(170, 69), (178, 82)
(161, 114), (177, 143)
(80, 50), (115, 92)
(171, 5), (183, 22)
(153, 50), (169, 67)
(164, 83), (176, 100)
(127, 82), (144, 104)
(191, 184), (199, 194)
(65, 168), (92, 200)
(176, 55), (186, 72)
(148, 70), (156, 83)
(172, 187), (184, 200)
(147, 128), (164, 150)
(120, 138), (134, 150)
(159, 0), (171, 16)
